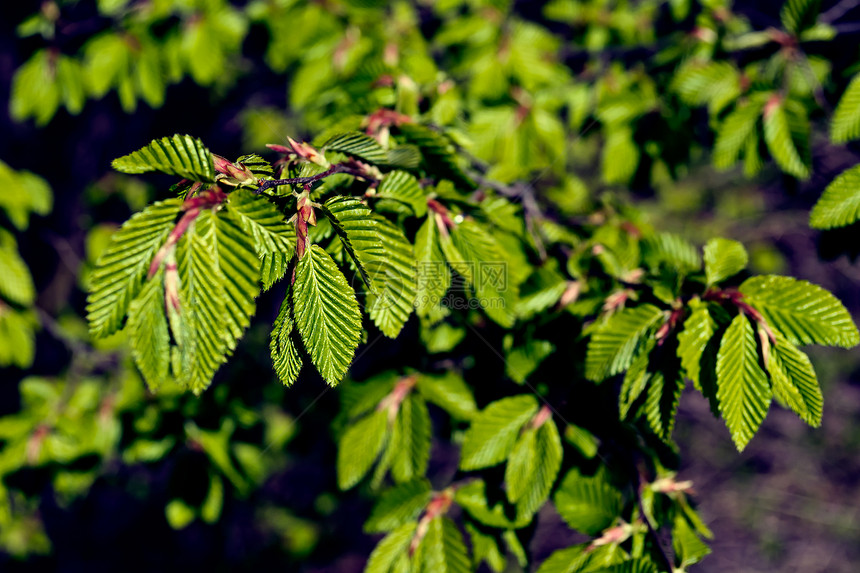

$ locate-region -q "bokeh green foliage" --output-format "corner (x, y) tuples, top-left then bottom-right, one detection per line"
(4, 0), (860, 570)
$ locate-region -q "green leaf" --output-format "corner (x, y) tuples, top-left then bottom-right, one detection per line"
(739, 275), (859, 348)
(713, 100), (764, 170)
(415, 372), (477, 421)
(763, 100), (810, 179)
(505, 340), (555, 384)
(585, 305), (665, 382)
(460, 395), (539, 470)
(506, 428), (538, 504)
(337, 408), (388, 490)
(365, 522), (417, 573)
(87, 198), (181, 338)
(810, 164), (860, 229)
(270, 294), (303, 387)
(780, 0), (821, 35)
(414, 216), (451, 316)
(127, 269), (170, 389)
(619, 337), (654, 419)
(677, 302), (716, 389)
(322, 131), (388, 165)
(236, 153), (274, 180)
(211, 210), (261, 344)
(416, 516), (470, 573)
(601, 126), (639, 185)
(172, 210), (260, 393)
(671, 61), (740, 115)
(366, 215), (418, 338)
(0, 243), (35, 306)
(589, 559), (658, 573)
(112, 134), (215, 182)
(365, 479), (432, 534)
(644, 370), (683, 440)
(0, 307), (36, 368)
(642, 232), (701, 274)
(391, 394), (432, 483)
(293, 245), (363, 385)
(398, 124), (475, 189)
(377, 170), (427, 217)
(226, 189), (295, 263)
(507, 418), (563, 521)
(553, 469), (623, 535)
(673, 513), (711, 568)
(165, 499), (195, 530)
(454, 479), (518, 529)
(703, 238), (748, 286)
(466, 524), (506, 573)
(766, 332), (823, 426)
(831, 74), (860, 144)
(321, 196), (384, 291)
(451, 218), (517, 327)
(716, 314), (772, 451)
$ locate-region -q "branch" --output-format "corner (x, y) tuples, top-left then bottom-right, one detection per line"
(256, 163), (377, 193)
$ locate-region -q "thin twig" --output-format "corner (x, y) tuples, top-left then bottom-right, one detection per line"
(821, 0), (860, 23)
(256, 163), (376, 193)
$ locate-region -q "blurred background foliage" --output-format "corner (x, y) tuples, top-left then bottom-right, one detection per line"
(2, 0), (860, 571)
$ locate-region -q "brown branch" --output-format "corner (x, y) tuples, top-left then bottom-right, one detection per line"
(256, 163), (377, 193)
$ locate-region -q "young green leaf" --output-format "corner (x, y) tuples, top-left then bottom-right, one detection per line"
(715, 314), (772, 450)
(553, 469), (623, 535)
(126, 269), (170, 389)
(460, 395), (539, 470)
(766, 332), (823, 426)
(365, 522), (417, 573)
(466, 524), (506, 573)
(739, 275), (859, 348)
(809, 164), (860, 229)
(831, 74), (860, 144)
(112, 134), (215, 182)
(366, 214), (418, 338)
(87, 198), (181, 338)
(337, 408), (388, 490)
(619, 337), (654, 419)
(0, 242), (35, 306)
(173, 210), (259, 393)
(586, 305), (664, 383)
(509, 418), (563, 521)
(270, 294), (303, 387)
(322, 131), (388, 165)
(226, 189), (295, 261)
(451, 218), (517, 327)
(673, 513), (711, 568)
(293, 245), (363, 385)
(763, 99), (810, 179)
(321, 196), (384, 291)
(677, 302), (716, 389)
(391, 394), (432, 483)
(703, 238), (748, 286)
(415, 372), (477, 421)
(377, 170), (427, 217)
(505, 340), (555, 384)
(414, 215), (451, 316)
(398, 124), (475, 189)
(365, 479), (432, 534)
(780, 0), (821, 35)
(644, 370), (683, 440)
(713, 100), (764, 170)
(211, 210), (261, 344)
(416, 516), (471, 573)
